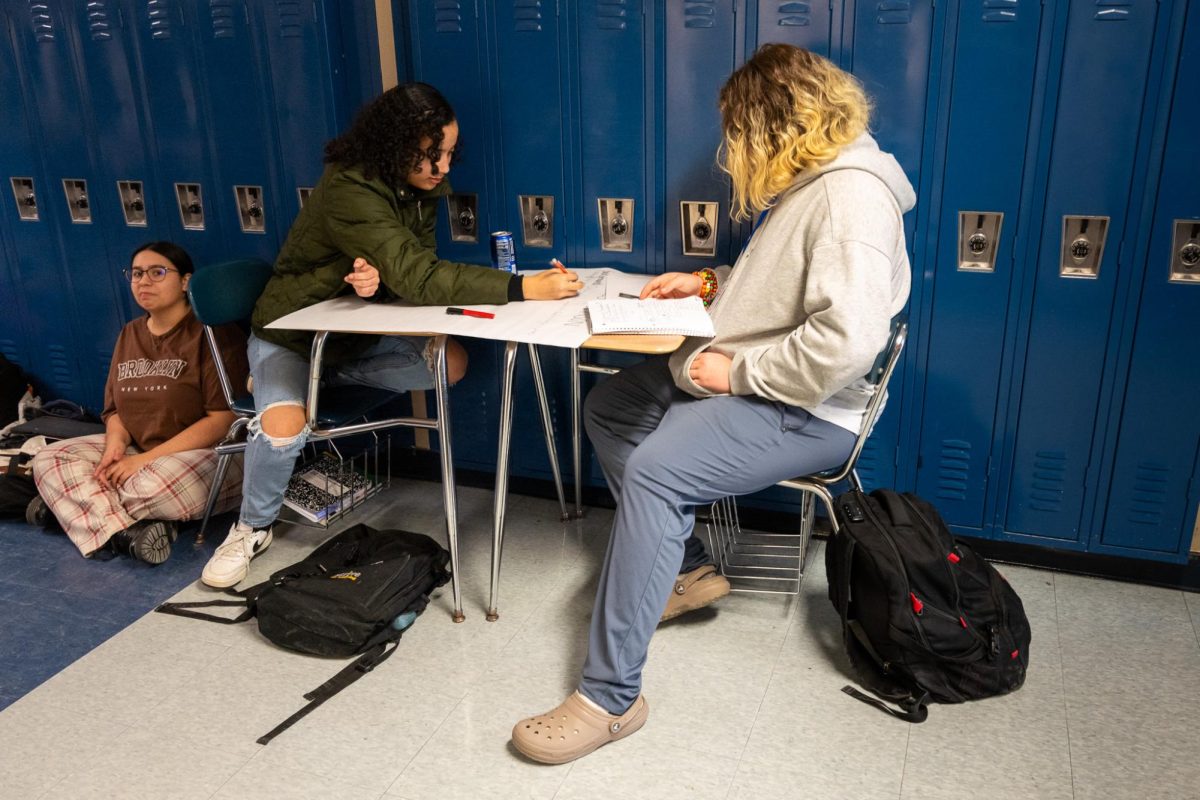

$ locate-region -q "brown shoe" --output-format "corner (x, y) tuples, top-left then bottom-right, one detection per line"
(660, 564), (731, 622)
(512, 692), (649, 764)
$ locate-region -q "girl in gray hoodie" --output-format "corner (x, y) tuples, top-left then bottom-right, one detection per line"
(512, 43), (915, 765)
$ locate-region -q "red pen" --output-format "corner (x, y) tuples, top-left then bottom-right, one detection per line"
(446, 307), (495, 319)
(550, 258), (568, 274)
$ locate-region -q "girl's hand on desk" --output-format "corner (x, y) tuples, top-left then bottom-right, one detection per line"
(525, 268), (583, 300)
(640, 272), (701, 300)
(345, 258), (381, 298)
(689, 351), (732, 394)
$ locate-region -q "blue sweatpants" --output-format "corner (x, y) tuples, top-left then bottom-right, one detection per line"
(579, 356), (855, 714)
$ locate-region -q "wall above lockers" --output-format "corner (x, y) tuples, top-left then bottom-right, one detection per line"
(0, 0), (384, 408)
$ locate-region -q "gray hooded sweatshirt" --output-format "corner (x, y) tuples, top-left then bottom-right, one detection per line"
(668, 132), (915, 433)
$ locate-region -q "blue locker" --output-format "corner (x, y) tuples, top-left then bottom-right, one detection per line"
(1094, 3), (1200, 562)
(843, 0), (935, 492)
(125, 0), (227, 266)
(261, 0), (345, 230)
(490, 0), (577, 481)
(7, 0), (131, 409)
(577, 0), (649, 274)
(185, 0), (283, 262)
(914, 0), (1046, 527)
(1002, 0), (1163, 546)
(407, 1), (505, 474)
(752, 0), (838, 57)
(408, 0), (496, 267)
(664, 0), (735, 270)
(60, 0), (163, 324)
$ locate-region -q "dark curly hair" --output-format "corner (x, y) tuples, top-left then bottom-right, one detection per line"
(324, 83), (459, 189)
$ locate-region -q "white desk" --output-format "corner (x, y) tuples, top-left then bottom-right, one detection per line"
(269, 270), (687, 622)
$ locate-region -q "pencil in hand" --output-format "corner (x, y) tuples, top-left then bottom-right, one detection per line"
(550, 258), (568, 274)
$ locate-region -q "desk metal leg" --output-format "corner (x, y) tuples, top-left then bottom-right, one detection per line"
(488, 341), (519, 621)
(571, 347), (584, 518)
(527, 344), (569, 521)
(431, 335), (465, 623)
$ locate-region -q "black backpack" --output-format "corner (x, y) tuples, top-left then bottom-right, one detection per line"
(158, 524), (450, 743)
(825, 489), (1031, 723)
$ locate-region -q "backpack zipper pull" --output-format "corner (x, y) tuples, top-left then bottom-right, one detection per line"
(909, 593), (924, 615)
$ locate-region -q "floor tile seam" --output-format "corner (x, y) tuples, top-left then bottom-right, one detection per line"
(247, 743), (395, 796)
(727, 595), (800, 774)
(33, 773), (70, 800)
(1185, 592), (1200, 650)
(387, 692), (468, 792)
(1053, 573), (1079, 800)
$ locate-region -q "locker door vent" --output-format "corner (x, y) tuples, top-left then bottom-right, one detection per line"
(935, 440), (971, 501)
(684, 1), (716, 29)
(1094, 2), (1132, 22)
(1127, 463), (1168, 527)
(854, 439), (880, 486)
(434, 1), (464, 34)
(982, 0), (1019, 24)
(148, 0), (175, 40)
(88, 1), (115, 40)
(1027, 451), (1066, 513)
(209, 0), (239, 38)
(28, 2), (54, 41)
(514, 0), (544, 33)
(876, 1), (913, 25)
(0, 340), (19, 363)
(48, 345), (75, 394)
(276, 0), (304, 38)
(773, 2), (812, 27)
(596, 0), (629, 31)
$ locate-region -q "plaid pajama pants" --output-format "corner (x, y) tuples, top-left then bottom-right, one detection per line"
(31, 434), (243, 557)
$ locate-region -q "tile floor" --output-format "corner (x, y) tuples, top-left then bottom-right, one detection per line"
(1, 480), (1198, 800)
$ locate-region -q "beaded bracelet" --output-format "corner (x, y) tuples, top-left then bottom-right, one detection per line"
(693, 268), (718, 307)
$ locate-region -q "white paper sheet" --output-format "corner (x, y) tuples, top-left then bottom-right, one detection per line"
(266, 268), (647, 349)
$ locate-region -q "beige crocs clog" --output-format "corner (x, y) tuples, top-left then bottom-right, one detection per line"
(512, 692), (649, 764)
(660, 564), (731, 622)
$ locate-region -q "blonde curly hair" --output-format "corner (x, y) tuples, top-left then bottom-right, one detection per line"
(718, 44), (871, 221)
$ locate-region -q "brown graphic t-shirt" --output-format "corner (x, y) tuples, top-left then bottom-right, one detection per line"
(102, 311), (249, 451)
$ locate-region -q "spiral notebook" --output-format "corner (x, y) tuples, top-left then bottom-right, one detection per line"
(585, 296), (715, 337)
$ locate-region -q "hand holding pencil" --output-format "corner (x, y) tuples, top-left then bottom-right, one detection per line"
(523, 258), (583, 300)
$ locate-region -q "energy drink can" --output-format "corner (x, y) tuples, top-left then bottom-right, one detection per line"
(490, 231), (518, 274)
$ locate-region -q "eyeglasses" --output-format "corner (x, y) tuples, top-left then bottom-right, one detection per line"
(123, 266), (180, 283)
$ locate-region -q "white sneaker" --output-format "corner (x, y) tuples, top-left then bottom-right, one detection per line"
(201, 522), (272, 588)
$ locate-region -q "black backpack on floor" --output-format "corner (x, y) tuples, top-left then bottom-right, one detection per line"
(825, 489), (1031, 723)
(158, 524), (450, 743)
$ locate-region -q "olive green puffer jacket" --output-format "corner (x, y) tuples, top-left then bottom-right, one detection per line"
(252, 163), (512, 363)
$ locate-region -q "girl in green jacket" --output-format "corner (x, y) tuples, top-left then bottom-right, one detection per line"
(202, 82), (582, 589)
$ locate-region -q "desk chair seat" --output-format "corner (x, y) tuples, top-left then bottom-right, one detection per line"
(706, 317), (909, 594)
(188, 259), (396, 542)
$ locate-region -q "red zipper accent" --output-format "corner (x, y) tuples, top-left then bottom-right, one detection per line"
(947, 552), (961, 564)
(1011, 649), (1019, 659)
(959, 616), (968, 628)
(909, 593), (923, 614)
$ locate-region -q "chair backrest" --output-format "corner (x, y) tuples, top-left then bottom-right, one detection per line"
(188, 258), (274, 408)
(821, 314), (908, 487)
(188, 258), (274, 326)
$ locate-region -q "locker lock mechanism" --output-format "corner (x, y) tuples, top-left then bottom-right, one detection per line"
(118, 180), (147, 226)
(458, 206), (475, 231)
(446, 193), (479, 243)
(11, 177), (38, 221)
(235, 185), (266, 234)
(1169, 220), (1200, 284)
(958, 212), (1003, 272)
(681, 200), (718, 257)
(22, 192), (35, 207)
(519, 194), (554, 248)
(598, 198), (634, 252)
(1060, 215), (1108, 278)
(62, 179), (92, 223)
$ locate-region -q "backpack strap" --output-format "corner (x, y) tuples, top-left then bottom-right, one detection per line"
(841, 685), (930, 724)
(256, 636), (401, 745)
(154, 578), (272, 624)
(153, 598), (254, 624)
